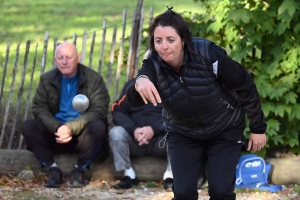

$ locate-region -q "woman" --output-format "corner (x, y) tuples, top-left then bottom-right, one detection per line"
(126, 7), (267, 200)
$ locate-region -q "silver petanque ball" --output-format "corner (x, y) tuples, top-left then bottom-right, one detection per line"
(72, 94), (89, 112)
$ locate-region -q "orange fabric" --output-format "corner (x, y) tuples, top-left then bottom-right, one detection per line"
(111, 103), (117, 111)
(111, 94), (126, 111)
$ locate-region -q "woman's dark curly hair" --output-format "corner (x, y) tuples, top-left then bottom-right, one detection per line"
(148, 7), (195, 54)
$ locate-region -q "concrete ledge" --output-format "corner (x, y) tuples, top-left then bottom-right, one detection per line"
(0, 150), (41, 175)
(1, 150), (299, 184)
(0, 149), (167, 181)
(266, 157), (300, 185)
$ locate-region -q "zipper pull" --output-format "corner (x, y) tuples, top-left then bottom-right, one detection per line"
(180, 77), (183, 83)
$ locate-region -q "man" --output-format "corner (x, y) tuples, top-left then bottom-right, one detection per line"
(109, 78), (174, 190)
(21, 42), (110, 188)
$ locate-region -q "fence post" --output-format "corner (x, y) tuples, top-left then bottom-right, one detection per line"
(146, 7), (154, 50)
(73, 33), (77, 46)
(80, 30), (88, 64)
(8, 41), (31, 149)
(0, 44), (20, 148)
(98, 19), (107, 74)
(127, 0), (143, 80)
(52, 38), (58, 69)
(126, 13), (134, 81)
(106, 26), (117, 90)
(41, 31), (49, 74)
(19, 43), (38, 149)
(114, 8), (127, 102)
(134, 6), (144, 76)
(89, 31), (96, 68)
(0, 43), (10, 114)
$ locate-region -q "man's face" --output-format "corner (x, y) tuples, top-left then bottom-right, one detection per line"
(54, 43), (80, 78)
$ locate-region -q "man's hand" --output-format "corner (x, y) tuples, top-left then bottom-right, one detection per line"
(247, 133), (267, 152)
(55, 125), (72, 143)
(134, 128), (143, 142)
(133, 126), (154, 146)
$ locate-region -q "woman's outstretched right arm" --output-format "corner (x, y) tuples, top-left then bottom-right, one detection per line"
(126, 58), (161, 107)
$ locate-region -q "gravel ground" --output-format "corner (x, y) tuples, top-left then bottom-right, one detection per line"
(0, 179), (299, 200)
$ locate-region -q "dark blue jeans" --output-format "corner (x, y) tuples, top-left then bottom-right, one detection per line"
(168, 121), (245, 200)
(21, 119), (108, 169)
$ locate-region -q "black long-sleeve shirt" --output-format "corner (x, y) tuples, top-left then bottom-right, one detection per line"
(112, 79), (165, 137)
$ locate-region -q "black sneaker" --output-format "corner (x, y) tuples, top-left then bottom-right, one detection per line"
(163, 178), (173, 190)
(113, 176), (137, 189)
(44, 167), (63, 188)
(68, 167), (87, 188)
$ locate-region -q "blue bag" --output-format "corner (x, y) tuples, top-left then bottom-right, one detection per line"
(235, 154), (282, 192)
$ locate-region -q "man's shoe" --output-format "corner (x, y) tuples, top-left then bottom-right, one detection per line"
(44, 167), (63, 188)
(163, 178), (173, 190)
(113, 176), (137, 189)
(68, 167), (87, 188)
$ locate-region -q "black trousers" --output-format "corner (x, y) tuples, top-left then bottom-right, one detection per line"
(21, 119), (108, 169)
(168, 121), (245, 200)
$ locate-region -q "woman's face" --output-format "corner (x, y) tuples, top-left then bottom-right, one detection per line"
(154, 26), (184, 69)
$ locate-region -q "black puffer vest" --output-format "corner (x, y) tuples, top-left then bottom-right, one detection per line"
(149, 38), (245, 140)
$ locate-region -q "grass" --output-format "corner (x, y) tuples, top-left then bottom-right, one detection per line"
(145, 181), (160, 188)
(294, 185), (300, 196)
(235, 186), (300, 195)
(0, 0), (201, 50)
(0, 0), (202, 100)
(234, 187), (265, 194)
(0, 1), (203, 145)
(0, 0), (203, 149)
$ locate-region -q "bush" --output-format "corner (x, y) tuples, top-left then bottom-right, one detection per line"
(186, 0), (300, 154)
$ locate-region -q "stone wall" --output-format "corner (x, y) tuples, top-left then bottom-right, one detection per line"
(1, 149), (300, 184)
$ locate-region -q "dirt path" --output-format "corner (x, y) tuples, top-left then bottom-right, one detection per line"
(0, 179), (299, 200)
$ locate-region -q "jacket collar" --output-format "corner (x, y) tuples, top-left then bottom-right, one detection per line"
(49, 63), (86, 87)
(155, 51), (188, 71)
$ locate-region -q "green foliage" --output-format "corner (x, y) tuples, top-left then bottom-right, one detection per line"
(234, 187), (266, 194)
(189, 0), (300, 151)
(294, 185), (300, 196)
(0, 0), (201, 103)
(145, 181), (159, 188)
(25, 165), (32, 170)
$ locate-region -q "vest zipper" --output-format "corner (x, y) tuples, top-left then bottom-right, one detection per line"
(173, 76), (197, 115)
(169, 68), (199, 123)
(221, 98), (234, 110)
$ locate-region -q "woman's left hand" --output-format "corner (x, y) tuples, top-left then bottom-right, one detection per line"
(247, 133), (267, 152)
